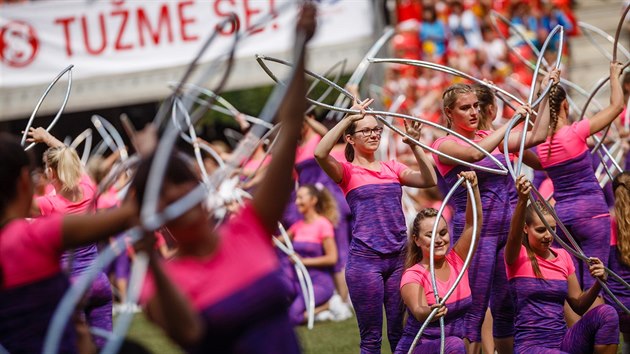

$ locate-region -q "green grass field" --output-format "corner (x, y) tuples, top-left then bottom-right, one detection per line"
(126, 313), (623, 353)
(126, 313), (392, 354)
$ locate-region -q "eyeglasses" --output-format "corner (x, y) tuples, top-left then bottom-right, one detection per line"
(354, 127), (384, 137)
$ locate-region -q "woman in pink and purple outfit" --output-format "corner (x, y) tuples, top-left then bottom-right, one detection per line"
(505, 175), (619, 354)
(315, 98), (437, 353)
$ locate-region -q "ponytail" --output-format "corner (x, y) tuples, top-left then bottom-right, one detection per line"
(547, 84), (566, 158)
(44, 146), (82, 192)
(343, 120), (358, 162)
(613, 172), (630, 267)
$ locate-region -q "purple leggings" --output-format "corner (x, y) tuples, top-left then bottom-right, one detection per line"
(81, 272), (113, 349)
(288, 273), (334, 325)
(346, 252), (404, 354)
(454, 224), (514, 342)
(556, 215), (611, 290)
(515, 304), (619, 354)
(395, 335), (465, 354)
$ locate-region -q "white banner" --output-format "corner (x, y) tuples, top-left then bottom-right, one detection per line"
(0, 0), (375, 120)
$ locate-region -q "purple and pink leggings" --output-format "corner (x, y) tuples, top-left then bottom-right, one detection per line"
(346, 252), (405, 354)
(515, 304), (619, 354)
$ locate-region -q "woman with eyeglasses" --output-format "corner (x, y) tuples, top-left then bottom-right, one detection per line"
(430, 73), (556, 354)
(315, 98), (437, 353)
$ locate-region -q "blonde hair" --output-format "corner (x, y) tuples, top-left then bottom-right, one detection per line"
(44, 146), (83, 192)
(405, 208), (447, 269)
(442, 84), (475, 129)
(614, 172), (630, 267)
(301, 184), (339, 226)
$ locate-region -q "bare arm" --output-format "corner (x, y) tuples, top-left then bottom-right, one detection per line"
(314, 98), (373, 183)
(588, 62), (624, 135)
(502, 68), (559, 151)
(505, 175), (530, 266)
(305, 116), (329, 137)
(252, 4), (315, 233)
(26, 127), (64, 148)
(400, 283), (447, 323)
(521, 150), (544, 170)
(61, 201), (136, 250)
(436, 123), (511, 165)
(144, 254), (204, 346)
(300, 237), (338, 267)
(566, 258), (605, 315)
(453, 171), (482, 260)
(502, 99), (549, 151)
(399, 120), (437, 188)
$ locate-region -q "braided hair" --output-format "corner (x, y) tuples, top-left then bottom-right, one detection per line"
(546, 84), (566, 158)
(613, 172), (630, 267)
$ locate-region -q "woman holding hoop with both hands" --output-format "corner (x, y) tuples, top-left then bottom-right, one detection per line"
(506, 175), (619, 354)
(315, 97), (437, 353)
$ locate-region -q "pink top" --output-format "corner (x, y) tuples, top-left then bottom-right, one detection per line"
(536, 120), (590, 168)
(431, 130), (514, 176)
(330, 147), (346, 163)
(296, 134), (321, 164)
(242, 155), (271, 175)
(506, 246), (575, 281)
(339, 160), (408, 195)
(289, 216), (334, 244)
(96, 187), (120, 210)
(37, 174), (96, 215)
(140, 205), (278, 309)
(0, 216), (64, 289)
(400, 251), (471, 304)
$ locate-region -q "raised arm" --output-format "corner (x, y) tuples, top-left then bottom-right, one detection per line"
(505, 175), (530, 265)
(436, 122), (512, 164)
(252, 3), (315, 233)
(144, 249), (204, 346)
(399, 120), (438, 188)
(502, 69), (560, 151)
(588, 62), (624, 135)
(453, 171), (482, 260)
(26, 127), (64, 148)
(305, 115), (329, 137)
(521, 150), (544, 170)
(314, 98), (372, 182)
(565, 258), (605, 316)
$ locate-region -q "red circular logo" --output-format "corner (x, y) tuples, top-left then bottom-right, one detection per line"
(0, 20), (39, 68)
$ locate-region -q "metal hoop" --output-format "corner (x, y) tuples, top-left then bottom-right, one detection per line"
(326, 27), (395, 121)
(408, 177), (478, 354)
(22, 65), (74, 151)
(255, 55), (509, 175)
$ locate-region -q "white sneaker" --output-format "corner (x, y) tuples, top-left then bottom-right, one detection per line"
(332, 303), (353, 322)
(314, 310), (335, 322)
(328, 294), (353, 321)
